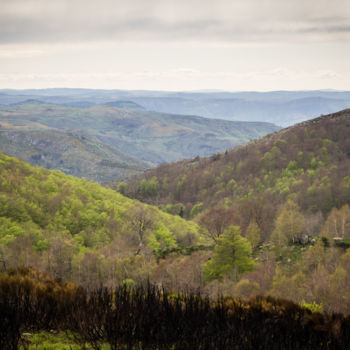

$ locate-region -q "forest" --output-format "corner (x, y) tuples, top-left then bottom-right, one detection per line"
(110, 109), (350, 313)
(1, 109), (350, 348)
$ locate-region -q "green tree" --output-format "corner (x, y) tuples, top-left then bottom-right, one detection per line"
(140, 177), (158, 198)
(271, 200), (304, 254)
(203, 226), (255, 282)
(269, 267), (307, 302)
(234, 278), (260, 298)
(147, 222), (178, 259)
(190, 202), (203, 218)
(245, 221), (261, 248)
(117, 182), (127, 195)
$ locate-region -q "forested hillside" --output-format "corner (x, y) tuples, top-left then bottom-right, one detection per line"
(2, 110), (350, 315)
(121, 109), (350, 235)
(114, 109), (350, 313)
(0, 102), (278, 181)
(0, 151), (204, 291)
(0, 128), (148, 182)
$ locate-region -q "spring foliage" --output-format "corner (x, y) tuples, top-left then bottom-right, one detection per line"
(203, 226), (255, 282)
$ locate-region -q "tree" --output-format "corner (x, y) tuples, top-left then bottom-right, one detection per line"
(234, 279), (260, 299)
(140, 177), (158, 198)
(321, 204), (350, 239)
(190, 203), (203, 218)
(271, 200), (304, 254)
(129, 205), (154, 255)
(199, 206), (238, 244)
(147, 222), (178, 259)
(203, 226), (255, 282)
(269, 267), (307, 302)
(117, 182), (127, 195)
(245, 221), (261, 248)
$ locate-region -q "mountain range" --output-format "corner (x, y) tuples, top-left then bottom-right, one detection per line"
(1, 88), (350, 126)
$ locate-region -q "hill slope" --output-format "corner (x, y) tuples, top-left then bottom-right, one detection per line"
(121, 109), (350, 237)
(0, 103), (279, 171)
(0, 126), (148, 182)
(0, 151), (203, 289)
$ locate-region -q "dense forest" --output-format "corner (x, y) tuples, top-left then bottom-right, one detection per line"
(109, 109), (350, 313)
(120, 109), (350, 223)
(0, 150), (206, 291)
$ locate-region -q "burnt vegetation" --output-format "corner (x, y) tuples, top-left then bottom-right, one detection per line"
(1, 267), (350, 350)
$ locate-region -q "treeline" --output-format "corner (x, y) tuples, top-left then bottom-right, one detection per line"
(2, 267), (350, 350)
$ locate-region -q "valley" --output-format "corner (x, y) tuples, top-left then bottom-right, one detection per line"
(0, 101), (278, 181)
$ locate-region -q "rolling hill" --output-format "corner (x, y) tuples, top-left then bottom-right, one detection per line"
(0, 103), (279, 181)
(0, 127), (148, 182)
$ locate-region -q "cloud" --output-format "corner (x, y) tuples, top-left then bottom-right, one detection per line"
(0, 0), (349, 45)
(0, 68), (346, 90)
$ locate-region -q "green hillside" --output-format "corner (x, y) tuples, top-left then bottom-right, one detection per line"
(0, 151), (203, 290)
(114, 109), (350, 313)
(2, 112), (350, 314)
(121, 109), (350, 235)
(0, 103), (279, 177)
(0, 127), (148, 182)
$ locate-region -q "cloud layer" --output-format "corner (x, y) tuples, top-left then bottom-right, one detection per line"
(1, 0), (350, 44)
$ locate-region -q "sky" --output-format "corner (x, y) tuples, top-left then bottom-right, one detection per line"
(1, 0), (350, 91)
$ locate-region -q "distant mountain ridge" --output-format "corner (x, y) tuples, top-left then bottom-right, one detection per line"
(1, 89), (350, 126)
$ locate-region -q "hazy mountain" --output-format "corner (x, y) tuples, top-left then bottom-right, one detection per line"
(1, 89), (350, 126)
(104, 100), (145, 110)
(129, 95), (350, 126)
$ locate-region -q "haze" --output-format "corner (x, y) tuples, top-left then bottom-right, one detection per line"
(1, 0), (350, 91)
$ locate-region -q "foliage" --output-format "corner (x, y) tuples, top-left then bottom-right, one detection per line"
(300, 300), (324, 313)
(0, 152), (202, 289)
(203, 226), (255, 282)
(321, 204), (350, 239)
(123, 110), (350, 242)
(140, 177), (159, 198)
(189, 202), (203, 218)
(245, 221), (261, 248)
(271, 200), (304, 255)
(147, 222), (178, 258)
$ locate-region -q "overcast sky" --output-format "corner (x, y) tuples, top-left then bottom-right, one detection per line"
(1, 0), (350, 91)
